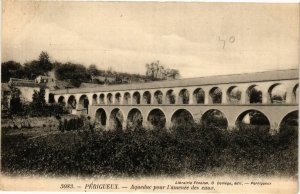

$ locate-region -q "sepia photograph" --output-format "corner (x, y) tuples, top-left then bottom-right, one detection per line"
(1, 1), (299, 193)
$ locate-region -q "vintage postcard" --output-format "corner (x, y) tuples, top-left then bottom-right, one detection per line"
(1, 1), (299, 193)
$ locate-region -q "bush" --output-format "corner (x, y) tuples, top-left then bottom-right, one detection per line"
(1, 123), (298, 177)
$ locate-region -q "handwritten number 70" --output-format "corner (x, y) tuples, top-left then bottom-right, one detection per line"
(219, 36), (235, 49)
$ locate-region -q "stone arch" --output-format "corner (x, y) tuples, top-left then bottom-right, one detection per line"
(78, 95), (89, 114)
(147, 108), (166, 129)
(293, 84), (298, 103)
(153, 90), (163, 104)
(99, 94), (105, 104)
(227, 86), (242, 104)
(209, 87), (222, 104)
(279, 110), (298, 128)
(92, 94), (98, 105)
(67, 95), (77, 109)
(142, 91), (151, 104)
(109, 108), (124, 130)
(127, 108), (143, 129)
(115, 93), (121, 104)
(268, 83), (287, 104)
(123, 92), (131, 105)
(178, 89), (190, 104)
(165, 89), (176, 104)
(95, 108), (107, 127)
(246, 85), (262, 104)
(107, 93), (113, 104)
(58, 96), (66, 106)
(235, 109), (270, 129)
(193, 88), (205, 104)
(171, 109), (195, 128)
(201, 109), (228, 128)
(48, 93), (55, 103)
(132, 91), (141, 104)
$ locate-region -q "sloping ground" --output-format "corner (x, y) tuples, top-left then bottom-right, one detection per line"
(1, 116), (59, 130)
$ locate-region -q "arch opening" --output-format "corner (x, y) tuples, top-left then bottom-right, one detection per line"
(147, 109), (166, 129)
(99, 94), (105, 104)
(227, 86), (241, 104)
(178, 89), (190, 104)
(109, 108), (124, 130)
(142, 91), (151, 104)
(171, 109), (195, 128)
(165, 90), (176, 104)
(127, 108), (143, 130)
(123, 92), (131, 105)
(67, 95), (77, 109)
(280, 111), (298, 128)
(247, 85), (262, 104)
(235, 110), (270, 130)
(48, 93), (55, 103)
(115, 93), (121, 104)
(193, 88), (205, 104)
(58, 96), (66, 106)
(95, 108), (107, 127)
(154, 90), (163, 104)
(201, 109), (228, 128)
(293, 84), (298, 104)
(79, 95), (89, 114)
(107, 93), (113, 104)
(92, 94), (98, 105)
(209, 87), (222, 104)
(268, 83), (287, 104)
(132, 92), (141, 104)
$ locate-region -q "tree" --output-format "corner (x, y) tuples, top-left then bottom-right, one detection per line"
(22, 51), (53, 79)
(23, 60), (43, 79)
(38, 51), (53, 72)
(167, 69), (180, 80)
(9, 87), (23, 115)
(87, 64), (99, 77)
(1, 61), (25, 82)
(145, 61), (180, 80)
(55, 62), (91, 87)
(31, 88), (46, 109)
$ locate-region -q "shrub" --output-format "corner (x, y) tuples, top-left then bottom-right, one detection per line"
(1, 123), (298, 177)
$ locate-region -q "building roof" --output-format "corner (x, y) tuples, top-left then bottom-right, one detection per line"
(80, 83), (103, 88)
(54, 80), (75, 90)
(52, 69), (299, 94)
(8, 78), (42, 88)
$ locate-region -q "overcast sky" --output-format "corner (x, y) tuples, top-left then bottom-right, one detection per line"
(2, 1), (299, 78)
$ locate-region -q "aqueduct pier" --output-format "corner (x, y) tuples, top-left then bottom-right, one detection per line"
(52, 69), (299, 130)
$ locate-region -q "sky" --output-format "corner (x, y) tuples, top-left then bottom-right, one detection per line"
(2, 1), (299, 78)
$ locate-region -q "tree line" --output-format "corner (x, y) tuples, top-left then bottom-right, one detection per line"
(2, 52), (180, 87)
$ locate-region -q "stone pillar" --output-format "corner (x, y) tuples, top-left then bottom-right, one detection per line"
(188, 89), (194, 104)
(54, 95), (61, 103)
(122, 119), (127, 130)
(222, 91), (227, 104)
(239, 89), (246, 104)
(262, 90), (269, 104)
(227, 120), (236, 130)
(204, 90), (210, 104)
(285, 86), (294, 104)
(103, 94), (107, 105)
(120, 93), (124, 105)
(142, 120), (149, 129)
(87, 94), (93, 106)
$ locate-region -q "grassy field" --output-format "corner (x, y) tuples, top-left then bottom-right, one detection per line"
(1, 116), (298, 178)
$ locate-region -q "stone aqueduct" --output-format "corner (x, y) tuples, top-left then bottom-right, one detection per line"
(52, 69), (299, 130)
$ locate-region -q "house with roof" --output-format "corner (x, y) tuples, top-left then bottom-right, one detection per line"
(8, 78), (49, 103)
